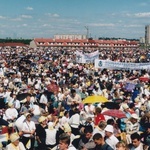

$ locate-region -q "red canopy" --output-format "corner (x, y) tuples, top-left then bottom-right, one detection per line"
(139, 77), (150, 82)
(102, 109), (126, 119)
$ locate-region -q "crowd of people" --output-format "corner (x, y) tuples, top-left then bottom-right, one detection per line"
(0, 46), (149, 150)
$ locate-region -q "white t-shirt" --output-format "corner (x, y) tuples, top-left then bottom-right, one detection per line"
(105, 134), (119, 150)
(4, 108), (18, 120)
(6, 142), (26, 150)
(22, 121), (36, 137)
(45, 128), (57, 145)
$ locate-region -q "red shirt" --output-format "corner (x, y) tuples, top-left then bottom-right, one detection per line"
(94, 113), (105, 126)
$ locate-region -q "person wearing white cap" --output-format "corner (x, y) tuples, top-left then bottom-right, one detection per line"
(104, 125), (119, 150)
(126, 113), (140, 144)
(6, 133), (26, 150)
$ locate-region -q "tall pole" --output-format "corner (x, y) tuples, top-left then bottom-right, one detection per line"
(85, 26), (89, 39)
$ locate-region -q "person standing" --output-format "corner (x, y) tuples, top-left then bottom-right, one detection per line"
(93, 133), (113, 150)
(21, 113), (36, 150)
(58, 133), (76, 150)
(36, 116), (47, 150)
(104, 125), (119, 150)
(94, 107), (105, 126)
(130, 133), (144, 150)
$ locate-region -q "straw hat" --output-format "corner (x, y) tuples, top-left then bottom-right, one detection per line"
(38, 116), (47, 123)
(24, 113), (31, 118)
(10, 133), (20, 142)
(8, 102), (14, 107)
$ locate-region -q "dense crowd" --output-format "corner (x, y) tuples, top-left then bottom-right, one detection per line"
(0, 46), (149, 150)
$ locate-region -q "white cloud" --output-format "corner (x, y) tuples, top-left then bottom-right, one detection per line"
(26, 7), (33, 10)
(90, 23), (115, 27)
(10, 18), (22, 21)
(45, 13), (60, 17)
(0, 16), (6, 19)
(123, 24), (142, 28)
(134, 12), (150, 18)
(22, 24), (28, 27)
(42, 24), (52, 27)
(21, 15), (32, 19)
(139, 2), (147, 6)
(53, 13), (59, 17)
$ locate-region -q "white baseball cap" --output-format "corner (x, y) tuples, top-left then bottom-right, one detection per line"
(104, 125), (114, 133)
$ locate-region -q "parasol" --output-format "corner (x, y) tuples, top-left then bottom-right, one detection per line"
(102, 109), (126, 119)
(82, 95), (108, 104)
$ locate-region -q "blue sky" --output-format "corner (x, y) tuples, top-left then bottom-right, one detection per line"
(0, 0), (150, 39)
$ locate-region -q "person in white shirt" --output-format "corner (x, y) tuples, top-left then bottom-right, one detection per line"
(6, 133), (26, 150)
(68, 108), (80, 135)
(60, 111), (70, 128)
(93, 120), (107, 137)
(3, 102), (18, 122)
(84, 103), (95, 118)
(45, 122), (58, 149)
(130, 133), (144, 150)
(104, 125), (119, 150)
(22, 113), (36, 150)
(126, 113), (140, 144)
(67, 89), (81, 108)
(39, 91), (48, 111)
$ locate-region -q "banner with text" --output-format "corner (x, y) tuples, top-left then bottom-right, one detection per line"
(76, 50), (99, 63)
(95, 59), (150, 70)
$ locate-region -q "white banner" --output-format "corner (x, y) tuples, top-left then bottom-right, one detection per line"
(76, 51), (84, 63)
(76, 50), (99, 63)
(95, 59), (150, 70)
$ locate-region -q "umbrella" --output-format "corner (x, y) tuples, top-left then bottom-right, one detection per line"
(139, 77), (150, 82)
(102, 102), (120, 109)
(16, 93), (31, 101)
(47, 83), (59, 94)
(113, 98), (123, 104)
(102, 109), (126, 119)
(82, 95), (108, 104)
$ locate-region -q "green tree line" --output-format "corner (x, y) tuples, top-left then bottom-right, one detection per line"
(0, 38), (32, 45)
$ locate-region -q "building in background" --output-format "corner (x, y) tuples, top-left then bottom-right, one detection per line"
(30, 38), (139, 49)
(145, 25), (150, 45)
(139, 37), (145, 44)
(54, 34), (87, 40)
